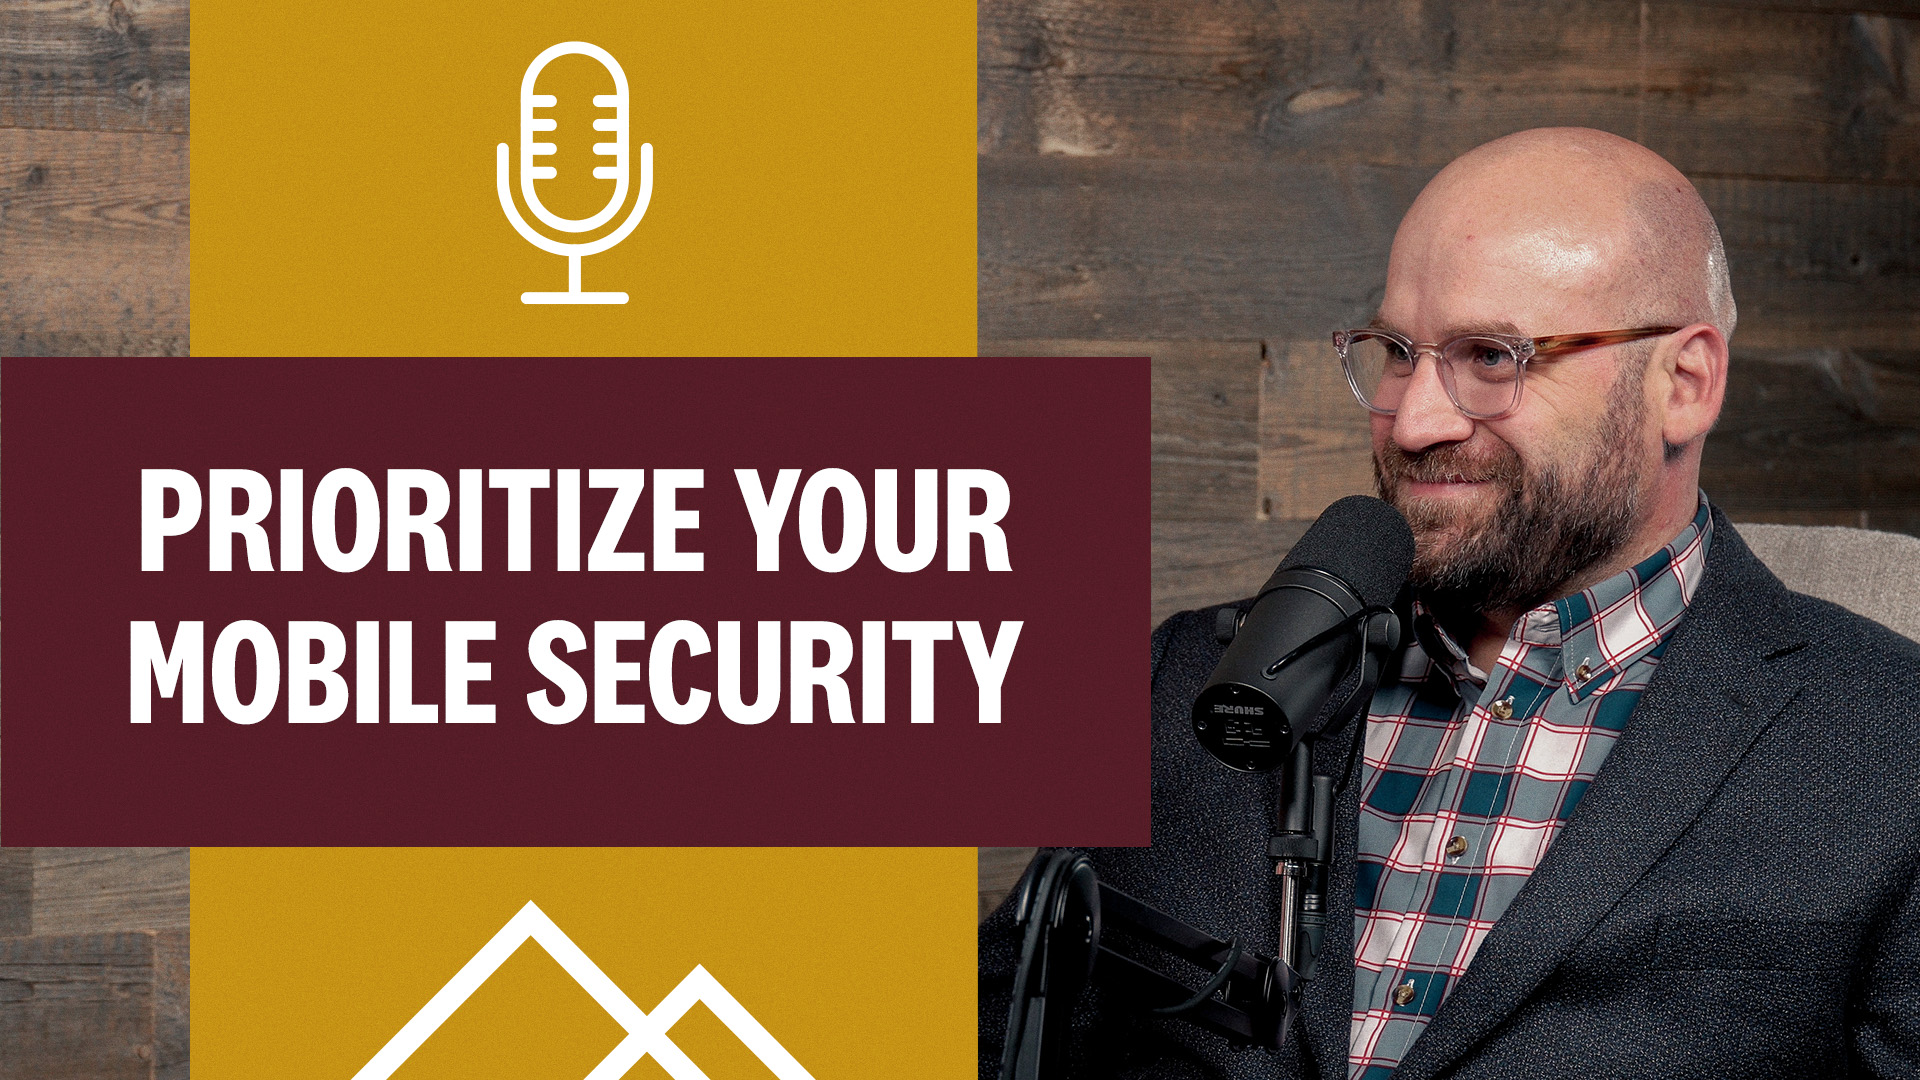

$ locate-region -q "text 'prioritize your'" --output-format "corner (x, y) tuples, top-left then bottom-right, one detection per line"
(131, 467), (1023, 727)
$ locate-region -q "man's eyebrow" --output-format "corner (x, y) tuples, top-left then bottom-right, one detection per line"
(1442, 319), (1525, 338)
(1363, 315), (1528, 338)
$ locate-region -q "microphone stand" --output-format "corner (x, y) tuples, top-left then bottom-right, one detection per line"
(999, 851), (1292, 1080)
(1270, 743), (1335, 982)
(1265, 603), (1397, 982)
(1000, 606), (1399, 1080)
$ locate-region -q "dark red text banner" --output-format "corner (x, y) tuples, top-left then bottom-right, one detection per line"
(1, 358), (1148, 846)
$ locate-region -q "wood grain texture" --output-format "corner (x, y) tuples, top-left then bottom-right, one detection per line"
(152, 930), (186, 1080)
(2, 330), (188, 355)
(1259, 340), (1374, 521)
(1700, 175), (1920, 350)
(0, 0), (188, 354)
(0, 128), (188, 338)
(0, 930), (187, 1080)
(984, 339), (1263, 521)
(0, 849), (30, 938)
(1704, 348), (1920, 536)
(30, 848), (189, 936)
(979, 0), (1635, 164)
(979, 154), (1920, 349)
(1638, 8), (1920, 183)
(0, 0), (189, 134)
(979, 154), (1423, 342)
(1153, 519), (1312, 629)
(980, 0), (1919, 182)
(978, 846), (1038, 921)
(1690, 2), (1920, 13)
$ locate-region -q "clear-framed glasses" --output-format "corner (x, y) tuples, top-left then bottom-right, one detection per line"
(1332, 325), (1682, 420)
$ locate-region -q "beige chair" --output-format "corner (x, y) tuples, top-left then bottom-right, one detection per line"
(1737, 523), (1920, 643)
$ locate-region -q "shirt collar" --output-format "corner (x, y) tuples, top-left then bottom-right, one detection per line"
(1408, 492), (1715, 700)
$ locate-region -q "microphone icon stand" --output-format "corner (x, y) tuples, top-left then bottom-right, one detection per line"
(496, 41), (653, 305)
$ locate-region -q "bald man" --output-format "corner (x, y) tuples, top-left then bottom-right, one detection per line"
(980, 129), (1920, 1079)
(1366, 128), (1732, 677)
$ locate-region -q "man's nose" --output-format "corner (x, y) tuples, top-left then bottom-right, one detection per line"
(1391, 349), (1476, 452)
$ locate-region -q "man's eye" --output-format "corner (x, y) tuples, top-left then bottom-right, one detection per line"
(1470, 345), (1509, 368)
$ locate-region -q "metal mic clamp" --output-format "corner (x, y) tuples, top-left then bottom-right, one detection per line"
(1268, 742), (1335, 980)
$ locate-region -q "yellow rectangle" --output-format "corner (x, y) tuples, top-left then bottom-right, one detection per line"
(195, 848), (976, 1078)
(191, 1), (976, 356)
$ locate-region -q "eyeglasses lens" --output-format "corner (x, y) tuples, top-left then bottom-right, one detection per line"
(1343, 333), (1416, 412)
(1440, 337), (1521, 417)
(1343, 333), (1521, 418)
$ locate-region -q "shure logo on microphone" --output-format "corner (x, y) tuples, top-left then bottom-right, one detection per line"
(1214, 704), (1264, 716)
(496, 42), (655, 305)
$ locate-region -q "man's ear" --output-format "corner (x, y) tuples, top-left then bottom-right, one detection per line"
(1659, 322), (1728, 448)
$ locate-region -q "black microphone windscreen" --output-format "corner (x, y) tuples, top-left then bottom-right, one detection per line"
(1276, 495), (1415, 609)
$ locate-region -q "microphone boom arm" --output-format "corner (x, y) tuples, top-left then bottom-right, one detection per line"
(1000, 852), (1295, 1080)
(1001, 602), (1400, 1080)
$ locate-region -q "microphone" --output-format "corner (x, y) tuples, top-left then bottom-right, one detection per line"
(496, 41), (654, 305)
(1192, 496), (1413, 772)
(997, 497), (1415, 1077)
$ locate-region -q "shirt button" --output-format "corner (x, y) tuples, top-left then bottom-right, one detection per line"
(1393, 981), (1417, 1006)
(1575, 661), (1594, 682)
(1489, 696), (1514, 720)
(1445, 836), (1468, 857)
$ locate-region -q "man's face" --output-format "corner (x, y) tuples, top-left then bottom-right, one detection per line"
(1372, 356), (1648, 617)
(1370, 190), (1663, 617)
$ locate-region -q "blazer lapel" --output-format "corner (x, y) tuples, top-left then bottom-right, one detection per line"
(1388, 516), (1809, 1080)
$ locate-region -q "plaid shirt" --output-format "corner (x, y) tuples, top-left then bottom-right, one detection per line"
(1347, 495), (1714, 1079)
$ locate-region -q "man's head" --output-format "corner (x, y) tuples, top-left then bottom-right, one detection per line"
(1367, 127), (1733, 619)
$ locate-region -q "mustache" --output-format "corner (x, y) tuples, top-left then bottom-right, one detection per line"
(1376, 441), (1525, 489)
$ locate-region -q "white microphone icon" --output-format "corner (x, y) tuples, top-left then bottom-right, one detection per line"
(496, 41), (653, 305)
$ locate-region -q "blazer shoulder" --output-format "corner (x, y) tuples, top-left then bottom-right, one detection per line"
(1779, 587), (1920, 696)
(1694, 575), (1920, 778)
(1693, 513), (1920, 686)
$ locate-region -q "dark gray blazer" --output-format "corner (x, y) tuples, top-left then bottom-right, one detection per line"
(982, 510), (1920, 1079)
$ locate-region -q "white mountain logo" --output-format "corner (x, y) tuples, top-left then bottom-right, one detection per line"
(350, 901), (816, 1080)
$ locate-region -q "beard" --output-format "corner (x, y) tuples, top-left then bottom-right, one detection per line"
(1373, 364), (1649, 620)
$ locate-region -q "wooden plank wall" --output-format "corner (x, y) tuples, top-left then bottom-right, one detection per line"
(2, 3), (195, 1063)
(0, 0), (190, 356)
(982, 0), (1920, 635)
(1, 931), (189, 1080)
(0, 849), (189, 1079)
(978, 0), (1919, 918)
(0, 848), (31, 936)
(28, 848), (190, 936)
